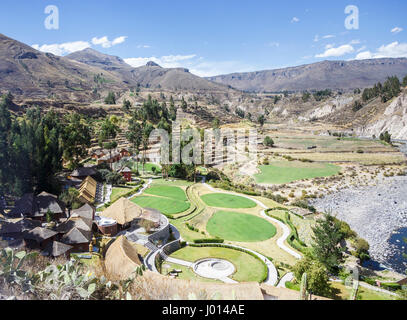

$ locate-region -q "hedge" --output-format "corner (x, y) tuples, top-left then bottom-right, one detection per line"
(193, 238), (224, 244)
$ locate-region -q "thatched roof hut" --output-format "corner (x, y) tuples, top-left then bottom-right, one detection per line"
(71, 166), (97, 179)
(71, 203), (95, 220)
(8, 192), (66, 219)
(42, 241), (73, 257)
(99, 198), (144, 225)
(61, 227), (92, 245)
(78, 176), (97, 204)
(104, 236), (142, 280)
(23, 227), (58, 243)
(57, 217), (93, 234)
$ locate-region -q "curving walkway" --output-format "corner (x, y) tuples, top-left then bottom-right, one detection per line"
(277, 272), (294, 288)
(127, 178), (153, 200)
(142, 181), (302, 287)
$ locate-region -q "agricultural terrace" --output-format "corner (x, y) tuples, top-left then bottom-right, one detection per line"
(254, 161), (341, 184)
(169, 246), (268, 283)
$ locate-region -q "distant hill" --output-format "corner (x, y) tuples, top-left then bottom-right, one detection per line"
(207, 59), (407, 92)
(66, 48), (229, 92)
(0, 33), (125, 101)
(0, 33), (232, 102)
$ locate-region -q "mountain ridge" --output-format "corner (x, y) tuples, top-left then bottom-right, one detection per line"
(207, 58), (407, 92)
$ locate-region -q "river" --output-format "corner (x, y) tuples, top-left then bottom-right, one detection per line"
(311, 140), (407, 273)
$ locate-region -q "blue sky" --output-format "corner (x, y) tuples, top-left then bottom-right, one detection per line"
(0, 0), (406, 76)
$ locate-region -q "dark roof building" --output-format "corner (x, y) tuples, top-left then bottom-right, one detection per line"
(42, 241), (73, 258)
(57, 217), (93, 234)
(70, 166), (97, 179)
(8, 192), (66, 220)
(61, 227), (92, 245)
(23, 227), (58, 243)
(70, 203), (95, 220)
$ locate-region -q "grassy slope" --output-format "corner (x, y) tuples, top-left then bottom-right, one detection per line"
(206, 211), (276, 242)
(200, 193), (257, 209)
(132, 184), (190, 215)
(171, 246), (267, 282)
(254, 161), (340, 184)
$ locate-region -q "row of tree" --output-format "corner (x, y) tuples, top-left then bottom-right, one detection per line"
(0, 93), (92, 197)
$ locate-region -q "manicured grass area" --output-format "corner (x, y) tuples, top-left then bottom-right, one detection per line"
(330, 281), (397, 300)
(144, 185), (188, 201)
(200, 193), (257, 209)
(206, 211), (276, 242)
(171, 246), (267, 282)
(110, 186), (136, 203)
(254, 161), (341, 184)
(132, 196), (190, 215)
(141, 163), (161, 173)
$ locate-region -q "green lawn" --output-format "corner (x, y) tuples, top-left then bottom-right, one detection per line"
(200, 193), (257, 209)
(132, 196), (190, 215)
(206, 211), (276, 242)
(171, 246), (267, 282)
(144, 185), (188, 201)
(132, 185), (190, 215)
(110, 186), (135, 203)
(254, 161), (341, 184)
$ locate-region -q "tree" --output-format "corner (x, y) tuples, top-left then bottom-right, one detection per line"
(403, 75), (407, 87)
(257, 115), (265, 127)
(141, 122), (154, 174)
(126, 117), (142, 172)
(122, 99), (132, 113)
(61, 113), (91, 168)
(311, 213), (344, 274)
(379, 131), (391, 144)
(302, 91), (311, 102)
(99, 118), (119, 169)
(181, 96), (187, 112)
(263, 136), (274, 147)
(104, 92), (116, 105)
(60, 188), (80, 212)
(212, 117), (220, 129)
(293, 256), (332, 297)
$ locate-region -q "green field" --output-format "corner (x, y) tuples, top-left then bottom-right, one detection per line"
(132, 196), (190, 215)
(254, 161), (341, 184)
(206, 211), (276, 242)
(171, 246), (267, 282)
(132, 185), (190, 215)
(144, 185), (188, 201)
(201, 193), (257, 209)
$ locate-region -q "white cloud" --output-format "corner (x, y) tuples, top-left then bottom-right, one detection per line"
(91, 35), (127, 48)
(137, 44), (151, 49)
(391, 27), (403, 34)
(357, 45), (367, 53)
(355, 41), (407, 60)
(31, 41), (91, 56)
(315, 44), (355, 58)
(291, 17), (300, 23)
(349, 39), (361, 45)
(267, 42), (280, 48)
(314, 34), (335, 42)
(124, 54), (197, 69)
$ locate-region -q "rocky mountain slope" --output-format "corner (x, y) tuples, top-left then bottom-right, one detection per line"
(0, 34), (233, 102)
(208, 59), (407, 93)
(0, 33), (126, 101)
(356, 91), (407, 140)
(66, 48), (230, 92)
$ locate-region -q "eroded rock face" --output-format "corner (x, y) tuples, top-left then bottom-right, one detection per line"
(357, 93), (407, 140)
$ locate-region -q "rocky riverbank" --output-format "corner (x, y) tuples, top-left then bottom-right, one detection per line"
(310, 174), (407, 273)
